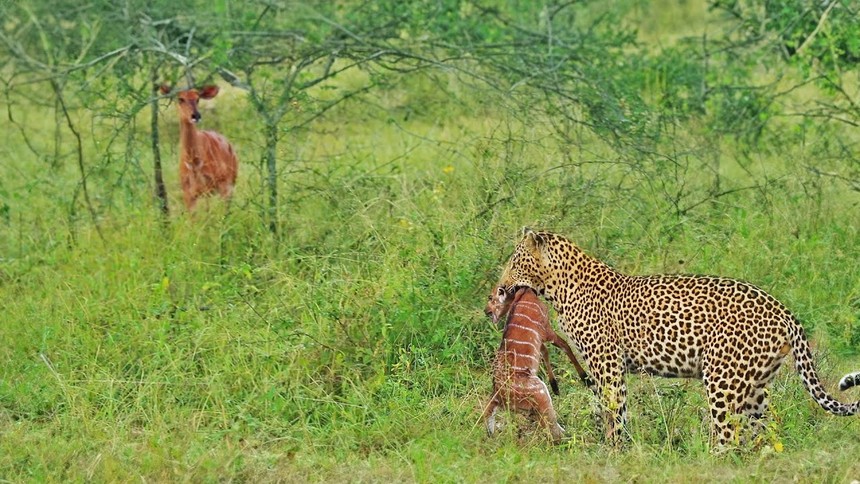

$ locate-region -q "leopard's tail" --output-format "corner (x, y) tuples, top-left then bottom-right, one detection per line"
(789, 320), (860, 416)
(840, 372), (860, 391)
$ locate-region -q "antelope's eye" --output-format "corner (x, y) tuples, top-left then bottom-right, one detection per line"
(178, 99), (185, 104)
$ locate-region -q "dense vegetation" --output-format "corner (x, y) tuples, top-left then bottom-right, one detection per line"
(1, 0), (858, 481)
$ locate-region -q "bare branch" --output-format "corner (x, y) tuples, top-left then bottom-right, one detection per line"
(794, 0), (837, 56)
(50, 79), (104, 243)
(3, 77), (45, 162)
(807, 166), (860, 192)
(293, 84), (375, 131)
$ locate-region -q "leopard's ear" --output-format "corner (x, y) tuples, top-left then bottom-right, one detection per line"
(521, 227), (551, 265)
(521, 227), (546, 250)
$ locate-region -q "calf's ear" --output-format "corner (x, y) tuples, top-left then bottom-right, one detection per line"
(199, 85), (220, 99)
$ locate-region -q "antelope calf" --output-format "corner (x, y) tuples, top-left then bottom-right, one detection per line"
(482, 286), (593, 442)
(160, 84), (239, 211)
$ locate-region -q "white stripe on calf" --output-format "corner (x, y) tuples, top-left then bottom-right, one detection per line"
(512, 301), (547, 319)
(509, 312), (545, 328)
(514, 382), (542, 394)
(507, 323), (541, 338)
(504, 338), (539, 352)
(507, 365), (531, 373)
(501, 350), (539, 363)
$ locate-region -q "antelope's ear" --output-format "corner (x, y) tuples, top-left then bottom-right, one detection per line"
(199, 85), (220, 99)
(159, 84), (172, 95)
(495, 286), (507, 302)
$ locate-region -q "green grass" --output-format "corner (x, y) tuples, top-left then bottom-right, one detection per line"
(2, 110), (859, 481)
(2, 10), (860, 484)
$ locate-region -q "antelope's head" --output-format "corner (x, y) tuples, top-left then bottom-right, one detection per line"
(160, 84), (220, 125)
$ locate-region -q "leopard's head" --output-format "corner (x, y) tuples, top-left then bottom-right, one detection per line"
(497, 228), (552, 296)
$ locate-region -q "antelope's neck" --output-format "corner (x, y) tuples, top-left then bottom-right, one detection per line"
(178, 119), (200, 163)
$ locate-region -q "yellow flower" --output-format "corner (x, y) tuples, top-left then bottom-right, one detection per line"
(774, 441), (784, 453)
(442, 165), (454, 174)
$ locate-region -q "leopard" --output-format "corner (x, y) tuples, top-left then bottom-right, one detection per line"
(496, 228), (860, 449)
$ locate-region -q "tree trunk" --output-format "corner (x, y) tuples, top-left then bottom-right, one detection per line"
(151, 71), (169, 218)
(265, 121), (279, 237)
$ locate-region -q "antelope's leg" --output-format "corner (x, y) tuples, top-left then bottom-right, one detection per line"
(482, 394), (500, 437)
(541, 344), (560, 395)
(549, 331), (595, 392)
(529, 376), (565, 443)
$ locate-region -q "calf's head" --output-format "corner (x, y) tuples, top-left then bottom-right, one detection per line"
(484, 286), (514, 326)
(160, 84), (220, 125)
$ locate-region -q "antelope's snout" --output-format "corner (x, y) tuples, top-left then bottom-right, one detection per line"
(484, 286), (513, 326)
(484, 303), (497, 324)
(484, 299), (506, 326)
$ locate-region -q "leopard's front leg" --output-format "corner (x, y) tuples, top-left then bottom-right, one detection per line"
(585, 344), (627, 446)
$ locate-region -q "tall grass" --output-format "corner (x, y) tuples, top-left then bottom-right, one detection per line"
(2, 24), (860, 484)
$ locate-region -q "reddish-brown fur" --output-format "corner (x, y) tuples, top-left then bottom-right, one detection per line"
(484, 286), (593, 393)
(160, 84), (239, 211)
(481, 286), (593, 442)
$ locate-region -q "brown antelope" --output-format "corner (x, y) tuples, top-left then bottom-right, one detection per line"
(160, 84), (239, 211)
(482, 286), (594, 442)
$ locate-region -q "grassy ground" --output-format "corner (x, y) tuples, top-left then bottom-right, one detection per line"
(2, 8), (860, 484)
(2, 102), (859, 482)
